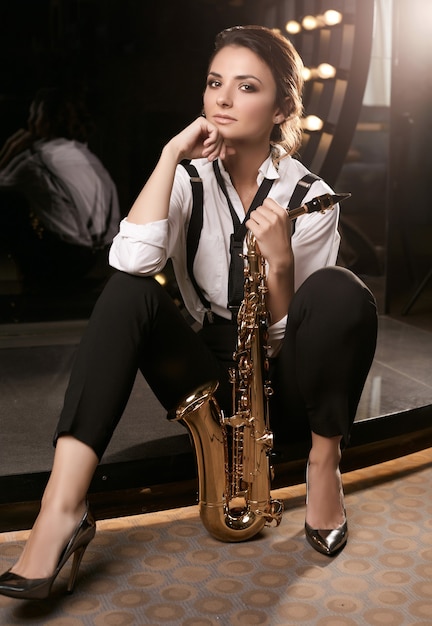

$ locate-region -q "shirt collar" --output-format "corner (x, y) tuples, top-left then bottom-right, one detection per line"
(216, 151), (281, 186)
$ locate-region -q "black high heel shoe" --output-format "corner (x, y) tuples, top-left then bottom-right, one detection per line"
(304, 464), (348, 556)
(0, 504), (96, 600)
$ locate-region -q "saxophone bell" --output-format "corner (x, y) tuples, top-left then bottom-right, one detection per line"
(171, 379), (281, 542)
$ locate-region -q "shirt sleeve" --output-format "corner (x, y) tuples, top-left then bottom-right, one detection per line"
(109, 218), (169, 274)
(108, 165), (191, 275)
(291, 180), (341, 290)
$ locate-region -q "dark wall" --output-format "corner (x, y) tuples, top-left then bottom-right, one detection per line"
(0, 0), (261, 213)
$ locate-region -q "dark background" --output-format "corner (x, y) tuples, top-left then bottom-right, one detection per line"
(0, 0), (264, 213)
(1, 0), (431, 325)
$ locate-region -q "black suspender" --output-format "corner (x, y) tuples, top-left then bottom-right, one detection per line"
(181, 160), (211, 314)
(287, 172), (321, 232)
(181, 160), (321, 323)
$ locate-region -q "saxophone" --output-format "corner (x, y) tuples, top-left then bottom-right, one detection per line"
(171, 192), (349, 542)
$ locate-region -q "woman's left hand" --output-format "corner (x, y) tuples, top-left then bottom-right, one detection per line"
(246, 198), (295, 323)
(246, 198), (293, 271)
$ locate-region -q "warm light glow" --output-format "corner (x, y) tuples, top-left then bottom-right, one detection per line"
(323, 10), (343, 26)
(317, 63), (337, 79)
(303, 115), (324, 131)
(285, 20), (301, 35)
(302, 15), (319, 30)
(302, 67), (313, 81)
(154, 273), (167, 286)
(299, 10), (343, 32)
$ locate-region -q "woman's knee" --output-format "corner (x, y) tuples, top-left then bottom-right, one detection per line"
(88, 272), (174, 333)
(106, 271), (160, 295)
(293, 266), (377, 326)
(99, 272), (167, 309)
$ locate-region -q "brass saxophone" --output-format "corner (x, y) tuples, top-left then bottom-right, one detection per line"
(171, 192), (349, 542)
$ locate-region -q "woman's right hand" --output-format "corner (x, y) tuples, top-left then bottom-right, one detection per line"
(127, 117), (233, 225)
(168, 117), (234, 163)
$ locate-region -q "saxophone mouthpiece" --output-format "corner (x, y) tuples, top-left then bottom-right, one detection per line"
(309, 192), (351, 212)
(332, 192), (351, 205)
(288, 192), (351, 219)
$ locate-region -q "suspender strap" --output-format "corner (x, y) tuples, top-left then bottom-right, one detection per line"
(212, 160), (274, 314)
(181, 160), (212, 315)
(287, 172), (321, 223)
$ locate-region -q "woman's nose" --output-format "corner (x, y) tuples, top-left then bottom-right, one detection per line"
(216, 89), (232, 107)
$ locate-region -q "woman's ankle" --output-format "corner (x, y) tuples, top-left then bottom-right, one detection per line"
(40, 490), (87, 518)
(306, 434), (345, 529)
(10, 502), (88, 579)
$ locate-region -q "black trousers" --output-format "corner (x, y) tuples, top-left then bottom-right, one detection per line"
(55, 266), (377, 459)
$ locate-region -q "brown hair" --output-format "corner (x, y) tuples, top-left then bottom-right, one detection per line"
(210, 25), (304, 156)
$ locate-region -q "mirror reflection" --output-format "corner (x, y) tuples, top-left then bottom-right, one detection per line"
(0, 87), (120, 291)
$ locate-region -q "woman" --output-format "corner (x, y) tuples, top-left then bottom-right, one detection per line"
(0, 25), (377, 600)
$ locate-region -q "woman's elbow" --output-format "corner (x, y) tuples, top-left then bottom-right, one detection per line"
(109, 245), (167, 275)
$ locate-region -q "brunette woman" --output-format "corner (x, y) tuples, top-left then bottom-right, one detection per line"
(0, 25), (377, 600)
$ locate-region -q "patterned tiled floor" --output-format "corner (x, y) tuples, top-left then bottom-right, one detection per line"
(1, 448), (431, 625)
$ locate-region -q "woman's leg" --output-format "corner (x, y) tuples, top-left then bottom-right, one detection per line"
(10, 437), (98, 579)
(8, 272), (223, 580)
(274, 266), (377, 531)
(307, 433), (343, 529)
(55, 271), (222, 458)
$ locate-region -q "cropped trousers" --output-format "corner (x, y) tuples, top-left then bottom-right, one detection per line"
(55, 266), (378, 459)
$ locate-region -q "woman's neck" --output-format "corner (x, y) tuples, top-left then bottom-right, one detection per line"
(222, 143), (270, 187)
(222, 144), (271, 211)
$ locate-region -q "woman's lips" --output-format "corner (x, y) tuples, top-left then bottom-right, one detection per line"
(213, 115), (236, 124)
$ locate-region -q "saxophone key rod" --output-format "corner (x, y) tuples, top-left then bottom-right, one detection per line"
(287, 192), (351, 220)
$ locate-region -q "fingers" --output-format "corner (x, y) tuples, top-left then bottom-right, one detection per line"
(247, 198), (287, 230)
(246, 198), (292, 265)
(201, 121), (234, 161)
(172, 117), (235, 163)
(202, 128), (225, 161)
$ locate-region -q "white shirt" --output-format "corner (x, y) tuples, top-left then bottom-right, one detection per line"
(109, 154), (340, 353)
(0, 138), (121, 247)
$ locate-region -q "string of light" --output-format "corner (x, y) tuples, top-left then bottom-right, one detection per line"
(284, 9), (343, 132)
(286, 9), (343, 34)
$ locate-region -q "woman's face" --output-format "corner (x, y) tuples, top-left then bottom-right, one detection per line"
(203, 45), (283, 148)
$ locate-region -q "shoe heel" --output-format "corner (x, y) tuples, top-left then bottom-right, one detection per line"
(66, 544), (88, 594)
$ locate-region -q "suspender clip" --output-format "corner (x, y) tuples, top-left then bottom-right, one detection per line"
(205, 309), (214, 324)
(229, 305), (240, 320)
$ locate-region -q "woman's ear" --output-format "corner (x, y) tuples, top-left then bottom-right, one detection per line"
(280, 97), (296, 121)
(273, 97), (293, 124)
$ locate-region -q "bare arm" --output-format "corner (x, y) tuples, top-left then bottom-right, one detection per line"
(127, 117), (232, 225)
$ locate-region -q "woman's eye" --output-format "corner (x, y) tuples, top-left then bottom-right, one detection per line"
(207, 79), (221, 88)
(240, 83), (256, 92)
